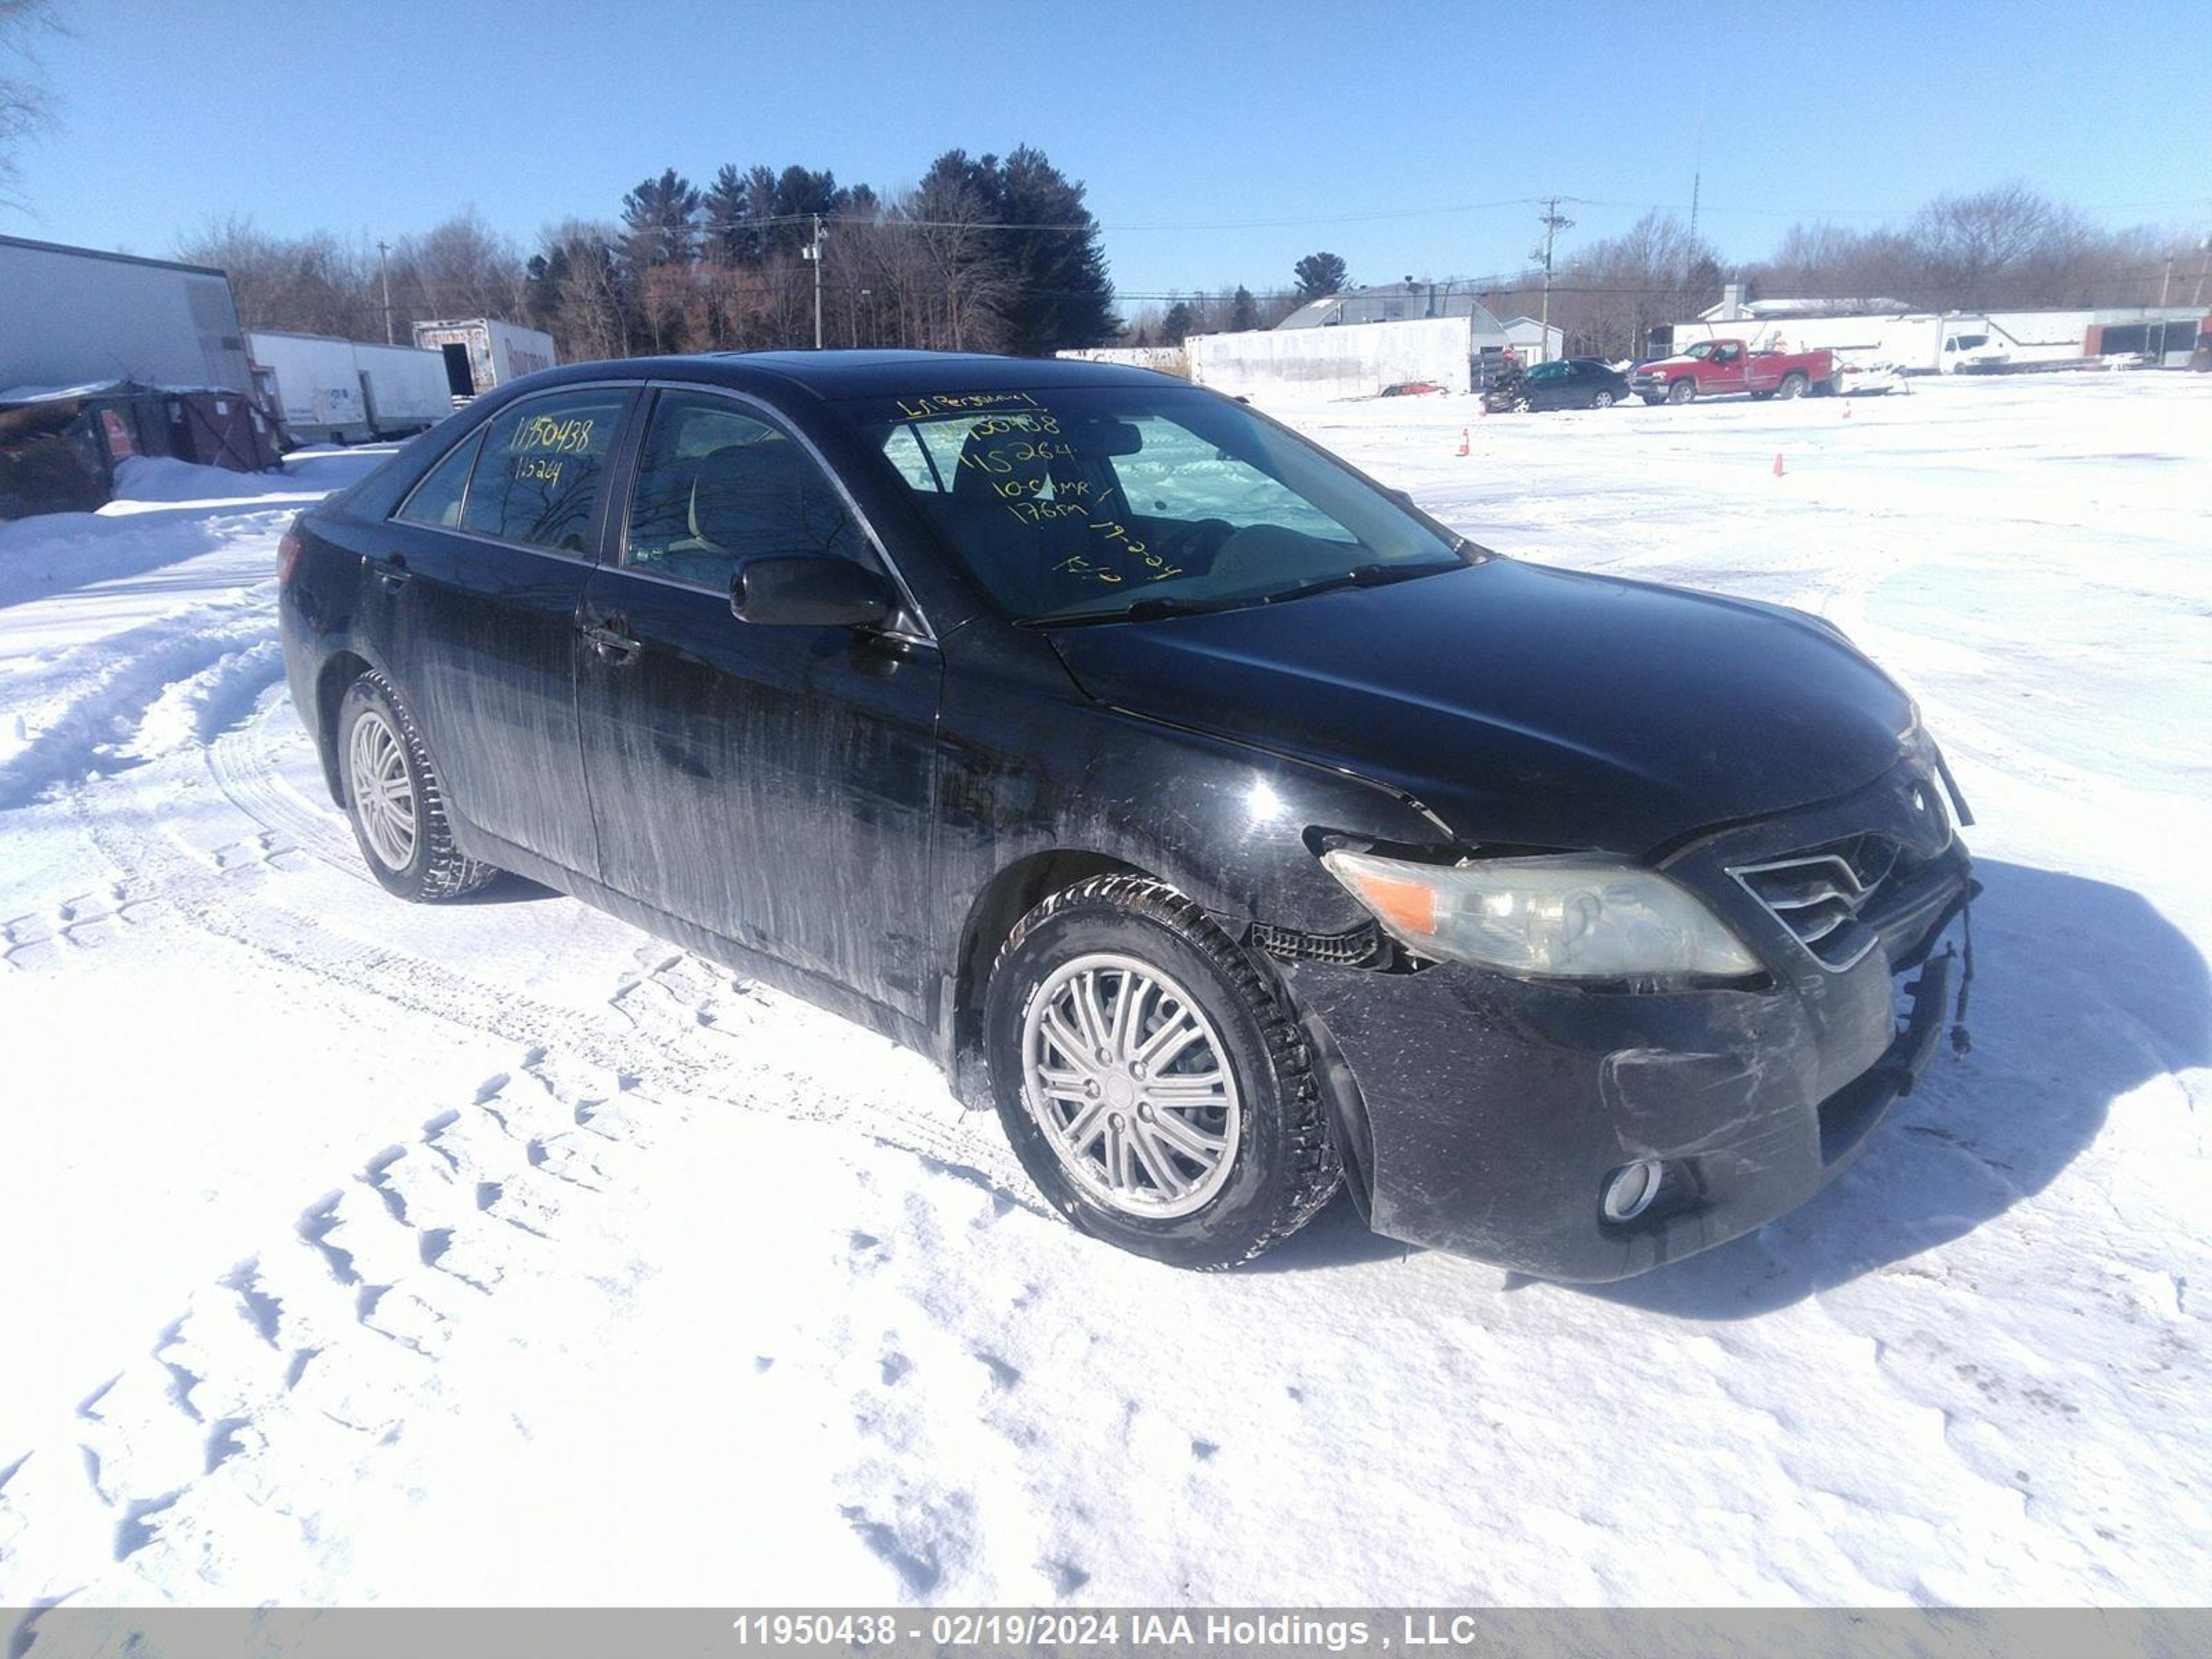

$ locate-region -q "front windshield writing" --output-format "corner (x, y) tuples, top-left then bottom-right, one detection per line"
(850, 386), (1466, 622)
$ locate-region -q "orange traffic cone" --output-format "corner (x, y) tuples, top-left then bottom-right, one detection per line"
(1456, 427), (1471, 456)
(1772, 452), (1786, 477)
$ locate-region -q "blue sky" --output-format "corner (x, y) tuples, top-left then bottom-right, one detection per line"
(9, 0), (2209, 299)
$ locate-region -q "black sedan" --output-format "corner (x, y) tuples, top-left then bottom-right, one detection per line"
(279, 350), (1974, 1280)
(1485, 356), (1633, 413)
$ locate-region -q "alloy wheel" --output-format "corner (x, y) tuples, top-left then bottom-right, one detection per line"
(347, 709), (418, 871)
(1020, 952), (1241, 1219)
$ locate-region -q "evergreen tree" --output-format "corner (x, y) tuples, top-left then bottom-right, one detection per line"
(1161, 301), (1194, 346)
(1231, 285), (1259, 330)
(702, 164), (756, 265)
(621, 169), (702, 268)
(1293, 250), (1349, 299)
(987, 145), (1118, 357)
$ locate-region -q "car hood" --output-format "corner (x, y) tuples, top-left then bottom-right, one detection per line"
(1042, 559), (1915, 854)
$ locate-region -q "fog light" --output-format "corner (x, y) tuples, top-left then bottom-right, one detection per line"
(1602, 1159), (1664, 1224)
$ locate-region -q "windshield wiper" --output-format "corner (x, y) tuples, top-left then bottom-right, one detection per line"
(1254, 559), (1463, 608)
(1023, 592), (1255, 628)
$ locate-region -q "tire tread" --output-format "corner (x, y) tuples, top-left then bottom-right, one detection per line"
(993, 874), (1342, 1268)
(346, 670), (498, 901)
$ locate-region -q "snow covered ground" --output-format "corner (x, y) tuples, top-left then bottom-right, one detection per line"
(0, 377), (2206, 1611)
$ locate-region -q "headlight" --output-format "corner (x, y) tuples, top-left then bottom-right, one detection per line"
(1321, 850), (1761, 980)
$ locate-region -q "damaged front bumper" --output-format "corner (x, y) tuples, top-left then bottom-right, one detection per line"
(1278, 760), (1975, 1281)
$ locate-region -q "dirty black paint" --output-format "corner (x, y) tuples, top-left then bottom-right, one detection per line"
(279, 349), (1972, 1280)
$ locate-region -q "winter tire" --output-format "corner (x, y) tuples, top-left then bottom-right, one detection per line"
(1667, 379), (1696, 404)
(983, 874), (1341, 1269)
(339, 671), (498, 902)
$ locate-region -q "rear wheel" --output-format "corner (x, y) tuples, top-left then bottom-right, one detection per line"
(1777, 372), (1809, 400)
(1667, 378), (1696, 404)
(983, 875), (1340, 1269)
(339, 671), (498, 901)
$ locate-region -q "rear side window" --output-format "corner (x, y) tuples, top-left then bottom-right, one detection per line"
(458, 388), (629, 553)
(394, 429), (484, 529)
(623, 391), (870, 591)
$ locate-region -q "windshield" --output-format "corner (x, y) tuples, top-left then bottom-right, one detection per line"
(841, 385), (1469, 624)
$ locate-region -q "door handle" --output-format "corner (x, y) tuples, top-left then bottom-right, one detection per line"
(373, 554), (411, 591)
(579, 619), (642, 662)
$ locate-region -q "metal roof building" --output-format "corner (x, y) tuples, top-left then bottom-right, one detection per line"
(1274, 282), (1512, 350)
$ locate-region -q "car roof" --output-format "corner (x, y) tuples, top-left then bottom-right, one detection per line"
(519, 348), (1179, 402)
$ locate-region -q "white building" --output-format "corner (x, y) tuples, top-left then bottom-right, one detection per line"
(1274, 283), (1513, 356)
(1501, 316), (1565, 363)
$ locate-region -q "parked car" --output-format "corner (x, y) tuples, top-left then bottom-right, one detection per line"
(1631, 339), (1842, 404)
(1483, 357), (1631, 413)
(279, 351), (1976, 1280)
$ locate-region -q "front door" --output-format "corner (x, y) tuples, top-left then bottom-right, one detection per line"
(365, 383), (633, 878)
(574, 386), (944, 1021)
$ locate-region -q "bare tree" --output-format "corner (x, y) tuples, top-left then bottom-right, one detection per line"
(0, 0), (62, 209)
(176, 215), (379, 335)
(393, 208), (527, 329)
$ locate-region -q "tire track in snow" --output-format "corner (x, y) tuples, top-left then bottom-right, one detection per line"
(4, 673), (1029, 1602)
(0, 1049), (655, 1604)
(0, 594), (275, 811)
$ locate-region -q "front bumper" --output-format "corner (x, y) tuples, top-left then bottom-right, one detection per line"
(1281, 760), (1974, 1280)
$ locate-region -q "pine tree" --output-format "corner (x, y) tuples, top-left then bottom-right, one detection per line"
(621, 169), (702, 269)
(1231, 285), (1259, 330)
(1161, 301), (1193, 346)
(987, 146), (1119, 356)
(1293, 251), (1349, 299)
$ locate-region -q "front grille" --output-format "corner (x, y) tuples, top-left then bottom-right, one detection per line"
(1732, 832), (1907, 971)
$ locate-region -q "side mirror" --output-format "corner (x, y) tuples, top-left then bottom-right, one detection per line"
(731, 556), (894, 629)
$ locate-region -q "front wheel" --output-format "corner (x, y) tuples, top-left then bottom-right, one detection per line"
(1666, 378), (1696, 404)
(1590, 390), (1615, 409)
(339, 671), (498, 901)
(983, 876), (1341, 1269)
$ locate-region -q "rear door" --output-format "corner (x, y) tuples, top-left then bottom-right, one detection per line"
(574, 384), (944, 1020)
(366, 382), (635, 879)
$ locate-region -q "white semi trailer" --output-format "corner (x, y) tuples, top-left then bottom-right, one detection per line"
(353, 342), (453, 438)
(1, 234), (254, 398)
(247, 332), (454, 445)
(411, 318), (558, 404)
(247, 332), (369, 444)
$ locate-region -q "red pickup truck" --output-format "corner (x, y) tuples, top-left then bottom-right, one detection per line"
(1630, 339), (1842, 405)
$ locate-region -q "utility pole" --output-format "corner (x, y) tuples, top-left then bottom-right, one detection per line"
(2155, 252), (2173, 362)
(805, 212), (826, 350)
(1533, 198), (1575, 362)
(377, 240), (394, 345)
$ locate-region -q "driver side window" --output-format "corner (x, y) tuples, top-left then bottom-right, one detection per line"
(624, 391), (872, 592)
